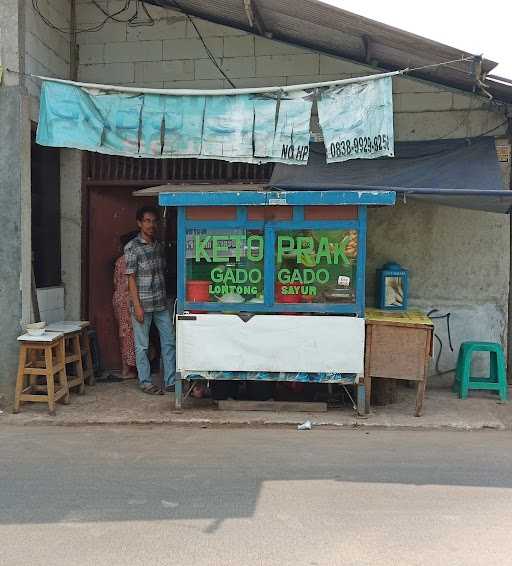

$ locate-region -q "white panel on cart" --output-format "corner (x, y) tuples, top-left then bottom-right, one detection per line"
(176, 314), (364, 374)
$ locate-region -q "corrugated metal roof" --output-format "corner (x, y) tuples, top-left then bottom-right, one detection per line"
(148, 0), (512, 103)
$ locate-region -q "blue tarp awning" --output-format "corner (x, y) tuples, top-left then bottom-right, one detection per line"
(270, 137), (512, 213)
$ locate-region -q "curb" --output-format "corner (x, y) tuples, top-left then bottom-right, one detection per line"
(0, 415), (507, 431)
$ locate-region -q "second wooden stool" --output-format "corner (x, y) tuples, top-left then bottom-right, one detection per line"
(78, 322), (95, 386)
(46, 323), (86, 394)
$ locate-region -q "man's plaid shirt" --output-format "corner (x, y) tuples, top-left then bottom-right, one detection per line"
(124, 234), (167, 312)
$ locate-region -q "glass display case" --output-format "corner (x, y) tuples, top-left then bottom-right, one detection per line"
(164, 194), (379, 316)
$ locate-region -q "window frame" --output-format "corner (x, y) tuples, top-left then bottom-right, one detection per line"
(177, 204), (367, 316)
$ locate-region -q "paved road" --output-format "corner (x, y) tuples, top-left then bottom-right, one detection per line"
(1, 426), (512, 566)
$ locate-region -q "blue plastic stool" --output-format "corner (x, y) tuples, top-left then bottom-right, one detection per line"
(453, 341), (508, 401)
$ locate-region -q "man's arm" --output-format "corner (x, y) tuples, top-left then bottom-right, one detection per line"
(125, 243), (144, 323)
(128, 274), (144, 323)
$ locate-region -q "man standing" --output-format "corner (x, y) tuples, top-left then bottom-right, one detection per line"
(125, 205), (176, 394)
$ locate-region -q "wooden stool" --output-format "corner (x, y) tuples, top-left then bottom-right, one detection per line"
(47, 322), (89, 393)
(79, 323), (95, 386)
(63, 331), (86, 394)
(14, 332), (69, 416)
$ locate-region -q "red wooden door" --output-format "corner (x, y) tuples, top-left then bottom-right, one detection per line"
(87, 187), (156, 370)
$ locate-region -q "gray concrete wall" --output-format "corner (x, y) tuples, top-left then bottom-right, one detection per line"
(367, 201), (510, 373)
(74, 2), (508, 141)
(24, 0), (71, 101)
(60, 149), (82, 320)
(0, 1), (33, 397)
(0, 1), (23, 87)
(0, 87), (24, 399)
(22, 0), (73, 324)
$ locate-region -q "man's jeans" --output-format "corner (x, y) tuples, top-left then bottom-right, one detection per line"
(131, 308), (176, 387)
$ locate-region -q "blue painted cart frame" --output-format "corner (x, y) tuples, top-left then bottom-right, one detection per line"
(158, 190), (396, 411)
(159, 190), (395, 317)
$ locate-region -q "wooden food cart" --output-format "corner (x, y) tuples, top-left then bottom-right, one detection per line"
(158, 189), (396, 411)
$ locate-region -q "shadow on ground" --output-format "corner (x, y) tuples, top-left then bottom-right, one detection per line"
(1, 423), (512, 527)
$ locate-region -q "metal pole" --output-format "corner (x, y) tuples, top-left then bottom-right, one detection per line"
(34, 70), (402, 96)
(507, 119), (512, 381)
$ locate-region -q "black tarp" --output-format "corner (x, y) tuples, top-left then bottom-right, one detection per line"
(270, 137), (512, 213)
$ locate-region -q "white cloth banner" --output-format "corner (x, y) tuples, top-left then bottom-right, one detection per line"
(318, 76), (394, 163)
(176, 314), (365, 373)
(37, 81), (314, 164)
(37, 75), (395, 165)
(270, 95), (313, 164)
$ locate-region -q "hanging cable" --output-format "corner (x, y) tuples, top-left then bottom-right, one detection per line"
(167, 0), (236, 88)
(31, 0), (154, 34)
(32, 0), (233, 84)
(403, 55), (477, 74)
(90, 0), (135, 24)
(30, 0), (482, 92)
(128, 0), (156, 27)
(186, 14), (236, 87)
(32, 0), (123, 33)
(427, 309), (455, 375)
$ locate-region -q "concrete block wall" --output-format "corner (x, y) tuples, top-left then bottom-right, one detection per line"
(367, 201), (510, 373)
(75, 2), (508, 141)
(25, 0), (71, 100)
(67, 1), (510, 373)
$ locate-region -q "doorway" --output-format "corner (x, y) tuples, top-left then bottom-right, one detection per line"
(83, 152), (272, 371)
(87, 186), (177, 370)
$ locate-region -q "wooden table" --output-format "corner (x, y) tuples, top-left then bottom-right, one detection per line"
(364, 309), (433, 417)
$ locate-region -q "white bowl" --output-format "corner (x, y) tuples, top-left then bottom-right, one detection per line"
(26, 322), (47, 336)
(26, 321), (47, 330)
(27, 328), (46, 337)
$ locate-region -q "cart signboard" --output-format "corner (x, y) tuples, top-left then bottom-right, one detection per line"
(186, 228), (358, 305)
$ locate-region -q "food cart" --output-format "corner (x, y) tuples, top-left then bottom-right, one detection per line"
(158, 189), (396, 411)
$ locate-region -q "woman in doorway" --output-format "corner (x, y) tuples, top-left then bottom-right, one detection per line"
(113, 231), (139, 379)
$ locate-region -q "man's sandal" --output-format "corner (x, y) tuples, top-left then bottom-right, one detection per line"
(140, 383), (160, 395)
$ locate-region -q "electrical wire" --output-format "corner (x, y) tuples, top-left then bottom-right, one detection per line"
(308, 115), (510, 159)
(127, 1), (156, 27)
(427, 309), (455, 375)
(428, 96), (478, 142)
(29, 2), (486, 93)
(32, 0), (119, 33)
(187, 15), (236, 87)
(32, 0), (231, 84)
(90, 0), (135, 24)
(31, 0), (154, 34)
(167, 0), (236, 88)
(14, 6), (512, 116)
(403, 55), (476, 74)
